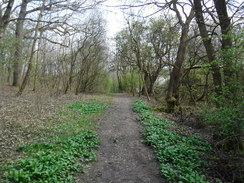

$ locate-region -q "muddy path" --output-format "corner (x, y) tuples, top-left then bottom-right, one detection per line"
(77, 94), (163, 183)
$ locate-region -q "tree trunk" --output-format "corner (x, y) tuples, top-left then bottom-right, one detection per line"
(64, 58), (75, 94)
(32, 31), (43, 92)
(17, 0), (45, 96)
(141, 73), (150, 95)
(194, 0), (223, 97)
(213, 0), (234, 92)
(144, 73), (157, 96)
(140, 72), (150, 101)
(166, 8), (194, 112)
(12, 0), (28, 86)
(0, 0), (15, 38)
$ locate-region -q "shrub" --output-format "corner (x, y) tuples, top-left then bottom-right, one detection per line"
(202, 102), (244, 151)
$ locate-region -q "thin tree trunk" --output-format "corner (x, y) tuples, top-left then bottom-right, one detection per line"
(138, 71), (141, 97)
(32, 53), (38, 92)
(0, 0), (15, 38)
(16, 0), (45, 96)
(130, 67), (135, 96)
(7, 67), (11, 84)
(32, 31), (43, 91)
(140, 72), (150, 101)
(64, 51), (76, 94)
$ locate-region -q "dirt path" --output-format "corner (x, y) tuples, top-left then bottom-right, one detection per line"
(77, 94), (163, 183)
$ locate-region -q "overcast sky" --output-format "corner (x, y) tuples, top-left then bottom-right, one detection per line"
(101, 0), (243, 40)
(101, 0), (193, 39)
(101, 0), (126, 39)
(101, 0), (160, 39)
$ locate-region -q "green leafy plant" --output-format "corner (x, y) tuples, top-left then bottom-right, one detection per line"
(5, 131), (99, 183)
(132, 100), (152, 113)
(133, 100), (211, 183)
(69, 102), (107, 114)
(3, 100), (108, 183)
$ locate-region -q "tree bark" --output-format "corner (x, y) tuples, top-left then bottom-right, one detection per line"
(17, 0), (45, 96)
(140, 72), (150, 101)
(12, 0), (28, 86)
(166, 7), (194, 112)
(64, 53), (75, 94)
(142, 72), (158, 96)
(64, 39), (88, 94)
(32, 31), (43, 91)
(194, 0), (222, 97)
(0, 0), (15, 38)
(213, 0), (234, 88)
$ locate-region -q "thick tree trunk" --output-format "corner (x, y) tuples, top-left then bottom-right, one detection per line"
(12, 0), (28, 86)
(213, 0), (234, 91)
(166, 8), (194, 112)
(213, 0), (232, 49)
(194, 0), (222, 97)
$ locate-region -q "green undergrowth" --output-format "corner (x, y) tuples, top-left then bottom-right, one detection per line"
(2, 100), (108, 183)
(133, 100), (212, 183)
(69, 102), (107, 114)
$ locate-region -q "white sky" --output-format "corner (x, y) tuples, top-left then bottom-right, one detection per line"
(101, 0), (126, 39)
(101, 0), (162, 39)
(101, 0), (244, 40)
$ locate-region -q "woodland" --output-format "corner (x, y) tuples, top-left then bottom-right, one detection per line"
(0, 0), (243, 183)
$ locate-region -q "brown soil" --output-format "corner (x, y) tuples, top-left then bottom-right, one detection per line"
(0, 86), (102, 165)
(77, 93), (163, 183)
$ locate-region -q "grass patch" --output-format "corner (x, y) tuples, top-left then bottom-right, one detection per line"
(2, 99), (108, 183)
(133, 100), (211, 183)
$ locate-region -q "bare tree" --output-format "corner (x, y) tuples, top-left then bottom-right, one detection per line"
(0, 0), (15, 38)
(11, 0), (105, 88)
(75, 16), (107, 94)
(17, 0), (46, 96)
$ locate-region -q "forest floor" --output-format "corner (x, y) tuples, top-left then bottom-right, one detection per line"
(0, 86), (96, 165)
(0, 87), (163, 182)
(0, 86), (242, 182)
